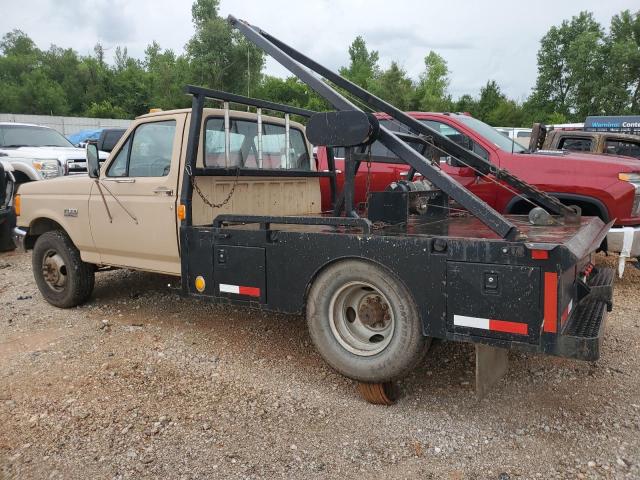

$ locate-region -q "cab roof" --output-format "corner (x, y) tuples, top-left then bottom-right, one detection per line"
(136, 107), (305, 129)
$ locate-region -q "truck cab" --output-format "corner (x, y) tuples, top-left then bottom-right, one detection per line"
(15, 107), (319, 275)
(539, 129), (640, 160)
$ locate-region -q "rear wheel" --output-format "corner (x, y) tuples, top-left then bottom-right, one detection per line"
(306, 260), (430, 383)
(32, 231), (95, 308)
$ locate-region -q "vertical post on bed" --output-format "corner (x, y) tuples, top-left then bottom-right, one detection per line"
(257, 108), (263, 168)
(284, 113), (290, 169)
(224, 102), (230, 168)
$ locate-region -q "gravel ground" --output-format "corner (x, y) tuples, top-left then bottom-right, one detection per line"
(0, 250), (639, 479)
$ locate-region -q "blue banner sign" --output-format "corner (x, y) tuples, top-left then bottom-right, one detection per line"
(585, 116), (640, 134)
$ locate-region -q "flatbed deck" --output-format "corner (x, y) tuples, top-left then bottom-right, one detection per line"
(218, 213), (608, 255)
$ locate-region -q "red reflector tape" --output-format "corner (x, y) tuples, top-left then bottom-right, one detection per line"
(239, 286), (261, 297)
(531, 249), (549, 260)
(543, 272), (558, 333)
(489, 319), (528, 335)
(219, 283), (261, 297)
(453, 315), (528, 335)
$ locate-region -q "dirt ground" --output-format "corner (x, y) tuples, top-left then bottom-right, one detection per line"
(0, 250), (639, 480)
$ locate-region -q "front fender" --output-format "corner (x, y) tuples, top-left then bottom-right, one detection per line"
(19, 201), (99, 263)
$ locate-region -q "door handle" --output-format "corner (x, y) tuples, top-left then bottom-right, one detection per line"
(153, 187), (174, 196)
(103, 177), (135, 183)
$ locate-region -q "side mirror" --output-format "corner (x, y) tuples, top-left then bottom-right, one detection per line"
(85, 143), (100, 179)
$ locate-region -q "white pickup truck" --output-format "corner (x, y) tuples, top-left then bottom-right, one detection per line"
(0, 122), (108, 185)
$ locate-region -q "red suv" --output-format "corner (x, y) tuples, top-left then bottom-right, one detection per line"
(316, 112), (640, 264)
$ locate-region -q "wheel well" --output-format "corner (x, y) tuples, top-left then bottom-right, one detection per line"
(302, 256), (418, 314)
(13, 171), (32, 186)
(25, 218), (65, 249)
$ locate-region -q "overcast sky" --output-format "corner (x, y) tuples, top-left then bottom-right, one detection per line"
(2, 0), (637, 100)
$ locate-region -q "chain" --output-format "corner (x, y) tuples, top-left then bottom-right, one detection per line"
(187, 164), (241, 209)
(364, 145), (372, 211)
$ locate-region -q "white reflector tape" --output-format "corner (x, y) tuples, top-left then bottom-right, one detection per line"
(219, 283), (240, 294)
(453, 315), (490, 330)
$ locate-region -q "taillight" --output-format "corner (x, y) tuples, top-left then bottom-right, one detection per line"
(14, 194), (20, 216)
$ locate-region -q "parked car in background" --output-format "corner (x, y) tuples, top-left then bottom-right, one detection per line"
(316, 112), (640, 274)
(530, 124), (640, 160)
(96, 128), (126, 153)
(0, 159), (16, 251)
(0, 122), (108, 185)
(66, 128), (104, 147)
(67, 127), (127, 153)
(495, 127), (532, 148)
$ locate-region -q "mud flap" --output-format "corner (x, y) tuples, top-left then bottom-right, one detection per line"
(475, 344), (509, 398)
(618, 226), (635, 278)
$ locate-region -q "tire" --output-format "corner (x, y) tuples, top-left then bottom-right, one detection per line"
(32, 230), (95, 308)
(306, 259), (430, 383)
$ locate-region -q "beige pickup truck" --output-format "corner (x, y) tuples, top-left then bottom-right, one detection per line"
(13, 107), (319, 306)
(11, 80), (616, 404)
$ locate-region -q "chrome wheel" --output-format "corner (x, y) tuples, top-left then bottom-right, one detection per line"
(41, 249), (67, 292)
(329, 282), (395, 356)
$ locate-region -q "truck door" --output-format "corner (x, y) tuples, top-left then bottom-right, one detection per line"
(88, 113), (186, 275)
(421, 119), (497, 207)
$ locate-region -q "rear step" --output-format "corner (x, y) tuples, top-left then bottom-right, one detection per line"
(556, 268), (614, 361)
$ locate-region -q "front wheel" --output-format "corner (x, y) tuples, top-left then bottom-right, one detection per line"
(32, 231), (95, 308)
(306, 260), (430, 383)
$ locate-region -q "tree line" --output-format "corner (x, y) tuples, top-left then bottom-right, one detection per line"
(0, 0), (638, 127)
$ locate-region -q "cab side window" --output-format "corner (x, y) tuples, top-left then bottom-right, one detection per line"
(107, 139), (130, 177)
(559, 137), (592, 152)
(107, 120), (176, 177)
(605, 140), (640, 159)
(422, 120), (489, 161)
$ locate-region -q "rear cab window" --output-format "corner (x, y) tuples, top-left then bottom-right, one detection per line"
(203, 117), (310, 170)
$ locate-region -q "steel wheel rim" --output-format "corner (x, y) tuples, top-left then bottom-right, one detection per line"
(329, 281), (395, 356)
(41, 249), (67, 292)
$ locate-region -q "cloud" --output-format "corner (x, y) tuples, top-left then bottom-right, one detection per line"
(365, 28), (473, 52)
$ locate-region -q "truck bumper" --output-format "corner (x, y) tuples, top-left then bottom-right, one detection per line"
(543, 267), (614, 361)
(606, 226), (640, 257)
(12, 226), (27, 252)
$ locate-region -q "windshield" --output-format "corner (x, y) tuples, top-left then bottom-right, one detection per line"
(455, 116), (526, 153)
(0, 125), (74, 148)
